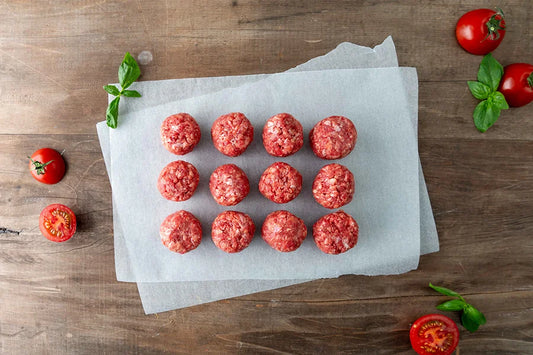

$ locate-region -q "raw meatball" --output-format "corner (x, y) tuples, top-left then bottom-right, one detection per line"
(312, 163), (355, 209)
(160, 210), (202, 254)
(211, 211), (255, 253)
(313, 210), (359, 255)
(209, 164), (250, 206)
(262, 210), (307, 252)
(160, 113), (201, 155)
(259, 162), (302, 204)
(262, 113), (303, 157)
(211, 112), (254, 157)
(310, 116), (357, 160)
(157, 160), (199, 202)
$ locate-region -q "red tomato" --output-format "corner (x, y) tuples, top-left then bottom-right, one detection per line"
(410, 314), (459, 355)
(39, 204), (77, 242)
(456, 8), (505, 55)
(498, 63), (533, 107)
(28, 148), (66, 184)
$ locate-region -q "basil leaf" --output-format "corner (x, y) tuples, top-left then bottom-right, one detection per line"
(468, 81), (492, 100)
(106, 96), (120, 129)
(118, 52), (141, 90)
(473, 100), (501, 133)
(436, 299), (467, 311)
(429, 283), (463, 298)
(122, 89), (141, 98)
(461, 305), (486, 332)
(477, 53), (504, 91)
(103, 85), (120, 96)
(490, 91), (509, 110)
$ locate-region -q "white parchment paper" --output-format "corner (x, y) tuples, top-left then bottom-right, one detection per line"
(108, 67), (420, 282)
(96, 38), (438, 312)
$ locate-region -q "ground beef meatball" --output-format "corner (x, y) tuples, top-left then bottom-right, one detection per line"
(160, 210), (202, 254)
(209, 164), (250, 206)
(262, 113), (304, 157)
(211, 112), (254, 157)
(262, 210), (307, 252)
(312, 163), (355, 209)
(310, 116), (357, 160)
(157, 160), (199, 202)
(313, 210), (359, 254)
(211, 211), (255, 253)
(160, 113), (201, 155)
(258, 162), (302, 204)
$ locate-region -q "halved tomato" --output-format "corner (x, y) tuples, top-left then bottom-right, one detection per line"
(39, 204), (77, 242)
(409, 314), (459, 355)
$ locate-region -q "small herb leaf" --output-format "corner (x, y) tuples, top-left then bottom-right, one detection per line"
(461, 311), (480, 332)
(490, 91), (509, 110)
(118, 52), (141, 90)
(429, 283), (463, 298)
(105, 52), (142, 128)
(468, 81), (492, 100)
(477, 53), (504, 91)
(430, 283), (487, 332)
(461, 305), (487, 332)
(103, 85), (120, 96)
(473, 100), (501, 133)
(122, 89), (142, 98)
(436, 299), (467, 312)
(106, 96), (120, 129)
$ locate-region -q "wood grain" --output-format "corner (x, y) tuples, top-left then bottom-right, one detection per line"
(1, 0), (533, 353)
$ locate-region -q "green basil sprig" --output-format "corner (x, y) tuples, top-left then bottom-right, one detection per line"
(103, 52), (142, 129)
(468, 53), (509, 132)
(429, 283), (487, 332)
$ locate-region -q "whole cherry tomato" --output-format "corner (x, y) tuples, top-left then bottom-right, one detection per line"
(39, 204), (77, 242)
(498, 63), (533, 107)
(410, 314), (460, 355)
(28, 148), (66, 184)
(456, 8), (506, 55)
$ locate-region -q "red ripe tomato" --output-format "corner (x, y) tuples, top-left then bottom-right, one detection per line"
(410, 314), (460, 355)
(39, 204), (77, 242)
(498, 63), (533, 107)
(28, 148), (66, 184)
(456, 8), (506, 55)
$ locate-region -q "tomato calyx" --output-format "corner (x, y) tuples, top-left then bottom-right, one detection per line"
(528, 72), (533, 88)
(484, 8), (505, 41)
(28, 156), (54, 175)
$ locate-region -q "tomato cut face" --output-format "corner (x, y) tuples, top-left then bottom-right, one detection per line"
(410, 314), (459, 355)
(39, 204), (77, 242)
(29, 148), (66, 185)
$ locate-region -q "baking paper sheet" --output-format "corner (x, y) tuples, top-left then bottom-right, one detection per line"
(96, 37), (438, 313)
(108, 66), (420, 282)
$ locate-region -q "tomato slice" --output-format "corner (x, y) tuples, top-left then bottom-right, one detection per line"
(39, 204), (77, 242)
(410, 314), (459, 355)
(29, 148), (66, 185)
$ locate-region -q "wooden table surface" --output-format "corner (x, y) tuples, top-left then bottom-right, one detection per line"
(1, 1), (532, 354)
